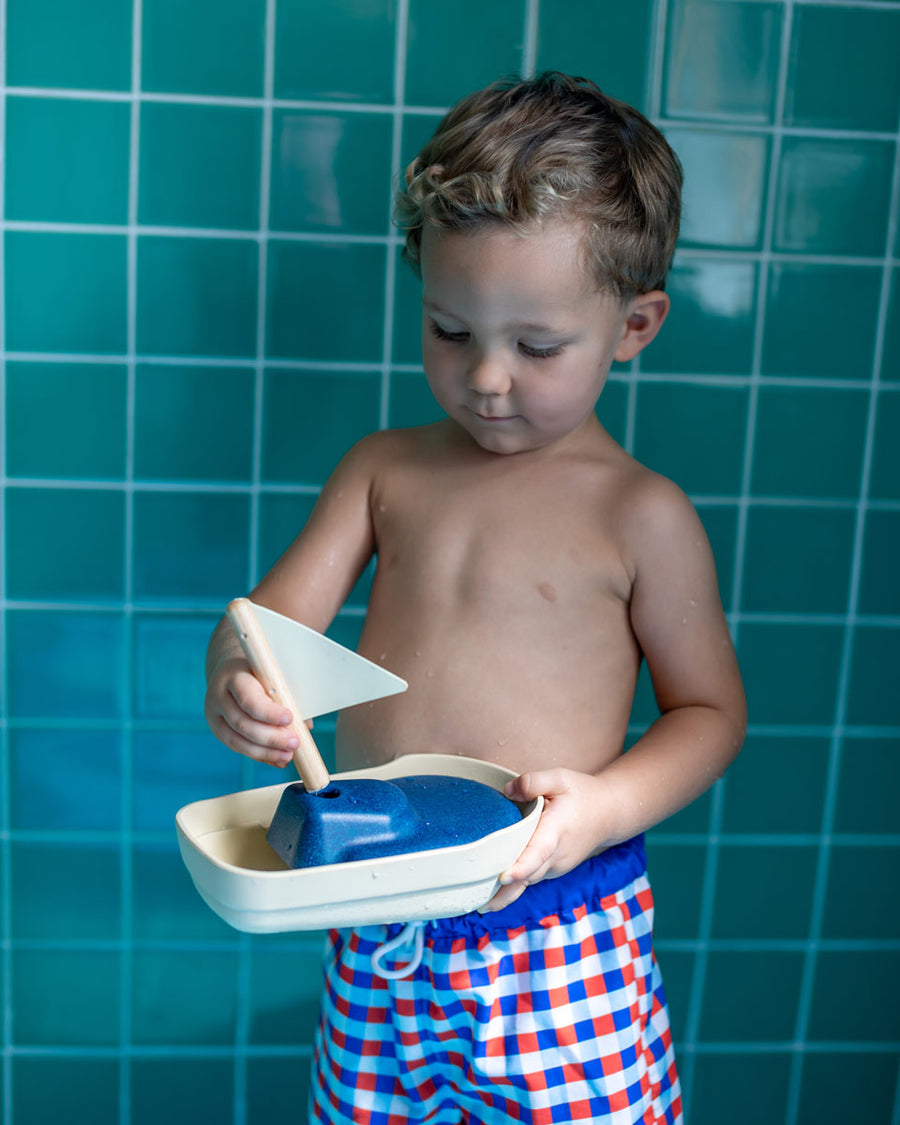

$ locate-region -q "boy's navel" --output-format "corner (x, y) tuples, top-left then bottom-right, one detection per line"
(537, 581), (557, 603)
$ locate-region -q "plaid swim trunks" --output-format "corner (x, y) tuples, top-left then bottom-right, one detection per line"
(309, 835), (682, 1124)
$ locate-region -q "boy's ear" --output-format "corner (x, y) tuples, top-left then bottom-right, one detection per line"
(614, 291), (670, 362)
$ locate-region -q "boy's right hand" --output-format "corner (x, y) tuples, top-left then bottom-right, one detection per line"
(204, 655), (300, 767)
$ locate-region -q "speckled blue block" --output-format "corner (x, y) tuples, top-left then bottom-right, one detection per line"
(266, 775), (522, 869)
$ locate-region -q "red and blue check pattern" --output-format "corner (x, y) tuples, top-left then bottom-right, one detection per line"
(310, 859), (682, 1124)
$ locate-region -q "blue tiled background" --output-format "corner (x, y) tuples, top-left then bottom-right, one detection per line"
(2, 1), (899, 1122)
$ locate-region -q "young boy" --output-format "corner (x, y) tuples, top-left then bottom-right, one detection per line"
(205, 73), (745, 1125)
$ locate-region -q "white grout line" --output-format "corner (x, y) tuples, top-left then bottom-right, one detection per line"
(522, 0), (539, 78)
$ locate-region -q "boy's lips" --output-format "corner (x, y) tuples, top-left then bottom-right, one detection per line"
(472, 410), (517, 422)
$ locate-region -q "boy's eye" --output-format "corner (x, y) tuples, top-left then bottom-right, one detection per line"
(429, 322), (469, 344)
(519, 342), (565, 360)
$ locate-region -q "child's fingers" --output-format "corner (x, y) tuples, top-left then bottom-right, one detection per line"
(504, 768), (574, 803)
(228, 670), (294, 726)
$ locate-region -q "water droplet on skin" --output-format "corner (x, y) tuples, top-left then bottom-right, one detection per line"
(379, 652), (388, 661)
(689, 600), (697, 607)
(415, 650), (422, 657)
(426, 671), (434, 678)
(681, 618), (688, 625)
(379, 505), (387, 513)
(497, 737), (509, 747)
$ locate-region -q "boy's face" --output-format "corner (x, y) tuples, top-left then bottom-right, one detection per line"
(419, 218), (635, 456)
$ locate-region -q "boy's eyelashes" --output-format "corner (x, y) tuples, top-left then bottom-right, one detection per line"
(427, 320), (565, 360)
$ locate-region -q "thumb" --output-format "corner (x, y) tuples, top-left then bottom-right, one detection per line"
(505, 768), (573, 803)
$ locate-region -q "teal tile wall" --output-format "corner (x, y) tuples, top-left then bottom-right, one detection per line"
(1, 2), (898, 1123)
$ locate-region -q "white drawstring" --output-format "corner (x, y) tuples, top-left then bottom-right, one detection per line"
(371, 922), (426, 979)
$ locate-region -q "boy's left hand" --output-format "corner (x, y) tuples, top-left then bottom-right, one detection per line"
(480, 768), (612, 912)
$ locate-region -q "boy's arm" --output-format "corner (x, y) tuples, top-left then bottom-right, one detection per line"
(204, 436), (381, 765)
(493, 476), (746, 907)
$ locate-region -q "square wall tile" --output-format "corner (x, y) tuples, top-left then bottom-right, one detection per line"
(10, 729), (122, 831)
(5, 487), (124, 602)
(663, 0), (783, 123)
(774, 138), (894, 258)
(596, 379), (629, 450)
(392, 246), (425, 365)
(669, 128), (769, 251)
(132, 950), (239, 1044)
(248, 948), (324, 1044)
(6, 96), (130, 224)
(786, 5), (900, 133)
(387, 371), (445, 428)
(858, 510), (900, 615)
(131, 1060), (234, 1125)
(741, 505), (855, 615)
(711, 844), (816, 940)
(266, 240), (386, 362)
(700, 951), (804, 1041)
(270, 110), (393, 235)
(720, 735), (829, 836)
(655, 950), (693, 1041)
(132, 492), (250, 604)
(404, 0), (523, 107)
(797, 1054), (899, 1125)
(762, 263), (881, 381)
(137, 236), (258, 358)
(261, 369), (381, 484)
(13, 949), (120, 1046)
(132, 730), (243, 832)
(247, 1058), (312, 1125)
(274, 0), (396, 103)
(134, 364), (255, 482)
(846, 625), (900, 727)
(691, 1054), (791, 1125)
(737, 622), (844, 726)
(142, 0), (266, 97)
(258, 492), (316, 574)
(536, 0), (653, 113)
(882, 270), (900, 383)
(5, 232), (127, 355)
(870, 389), (900, 502)
(642, 260), (757, 375)
(5, 362), (127, 479)
(132, 613), (219, 720)
(7, 0), (132, 89)
(697, 504), (738, 611)
(808, 951), (900, 1041)
(132, 842), (234, 942)
(139, 103), (262, 230)
(6, 610), (125, 720)
(821, 846), (900, 941)
(13, 1058), (119, 1125)
(11, 841), (121, 941)
(644, 843), (706, 940)
(750, 387), (869, 500)
(834, 738), (900, 836)
(632, 382), (748, 496)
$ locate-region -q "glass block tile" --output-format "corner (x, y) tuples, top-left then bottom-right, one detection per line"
(5, 96), (130, 224)
(132, 613), (219, 720)
(536, 0), (653, 113)
(261, 369), (381, 484)
(134, 364), (255, 482)
(821, 846), (900, 941)
(132, 730), (243, 832)
(136, 236), (258, 358)
(691, 1053), (791, 1125)
(720, 735), (829, 836)
(7, 0), (132, 89)
(248, 948), (325, 1044)
(869, 388), (900, 502)
(858, 511), (900, 616)
(274, 0), (396, 103)
(786, 5), (900, 133)
(258, 492), (317, 575)
(10, 729), (122, 831)
(142, 0), (266, 97)
(711, 844), (816, 940)
(387, 371), (446, 428)
(846, 626), (900, 728)
(596, 379), (629, 450)
(132, 842), (235, 943)
(762, 263), (881, 381)
(669, 128), (769, 250)
(773, 138), (894, 258)
(132, 949), (238, 1044)
(11, 841), (121, 941)
(641, 260), (757, 375)
(404, 0), (523, 108)
(808, 950), (900, 1041)
(5, 232), (127, 355)
(632, 382), (749, 496)
(131, 1059), (234, 1125)
(741, 505), (855, 615)
(5, 487), (124, 602)
(270, 109), (393, 235)
(834, 737), (900, 836)
(737, 622), (844, 727)
(132, 491), (250, 604)
(247, 1058), (312, 1125)
(700, 950), (803, 1041)
(750, 387), (869, 500)
(266, 240), (386, 362)
(13, 1058), (119, 1125)
(13, 949), (120, 1046)
(139, 103), (262, 231)
(6, 362), (127, 479)
(6, 610), (125, 720)
(663, 0), (782, 123)
(644, 843), (706, 940)
(796, 1054), (898, 1125)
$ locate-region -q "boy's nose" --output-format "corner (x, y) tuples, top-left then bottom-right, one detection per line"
(467, 355), (512, 396)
